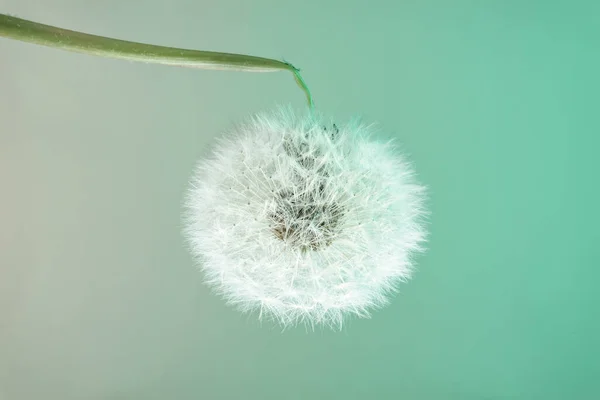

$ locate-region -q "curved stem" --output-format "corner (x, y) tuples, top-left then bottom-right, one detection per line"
(0, 13), (313, 108)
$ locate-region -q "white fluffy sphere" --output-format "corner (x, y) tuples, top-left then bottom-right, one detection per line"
(183, 107), (427, 329)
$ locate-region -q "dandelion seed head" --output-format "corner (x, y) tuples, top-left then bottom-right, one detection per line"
(183, 106), (428, 329)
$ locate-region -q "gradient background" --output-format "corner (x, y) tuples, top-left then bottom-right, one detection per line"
(1, 1), (599, 399)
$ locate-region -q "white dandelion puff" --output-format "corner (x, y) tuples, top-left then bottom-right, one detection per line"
(182, 106), (428, 329)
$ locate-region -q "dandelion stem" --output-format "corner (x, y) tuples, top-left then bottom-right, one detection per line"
(0, 13), (314, 108)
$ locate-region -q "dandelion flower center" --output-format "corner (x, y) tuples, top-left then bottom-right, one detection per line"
(270, 182), (344, 251)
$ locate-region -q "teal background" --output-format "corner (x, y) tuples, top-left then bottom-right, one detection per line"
(1, 0), (598, 399)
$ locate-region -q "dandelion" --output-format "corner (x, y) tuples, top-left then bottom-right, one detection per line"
(1, 13), (429, 329)
(183, 107), (427, 329)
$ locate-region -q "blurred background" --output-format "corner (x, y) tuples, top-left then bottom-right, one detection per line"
(1, 0), (599, 399)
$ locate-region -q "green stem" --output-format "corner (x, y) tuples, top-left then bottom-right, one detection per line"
(0, 13), (314, 108)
